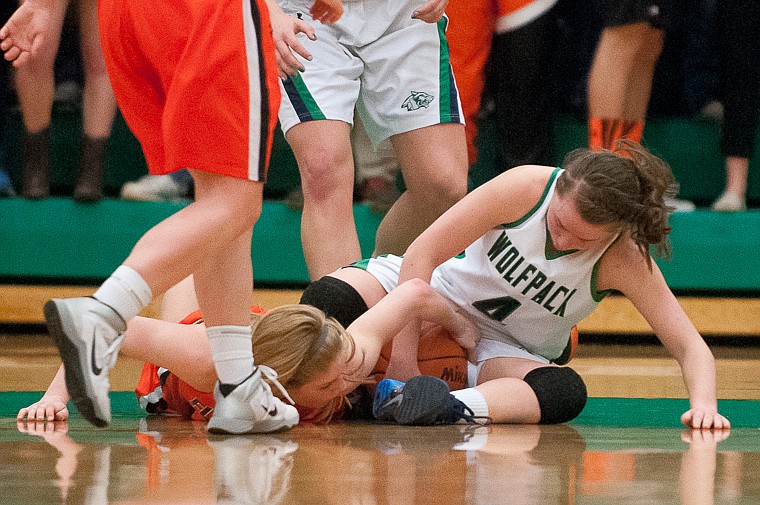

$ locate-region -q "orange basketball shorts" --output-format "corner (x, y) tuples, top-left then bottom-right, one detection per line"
(98, 0), (280, 181)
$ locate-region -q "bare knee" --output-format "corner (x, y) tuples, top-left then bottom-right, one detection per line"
(297, 147), (354, 204)
(191, 171), (263, 230)
(407, 174), (467, 210)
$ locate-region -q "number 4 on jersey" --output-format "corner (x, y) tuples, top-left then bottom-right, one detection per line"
(472, 296), (522, 322)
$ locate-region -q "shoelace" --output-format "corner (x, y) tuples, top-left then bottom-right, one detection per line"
(257, 365), (296, 407)
(436, 398), (491, 426)
(104, 333), (125, 370)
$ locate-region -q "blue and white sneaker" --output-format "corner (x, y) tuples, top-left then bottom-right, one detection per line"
(373, 376), (479, 425)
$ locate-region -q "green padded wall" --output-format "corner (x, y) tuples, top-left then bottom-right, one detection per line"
(0, 198), (758, 289)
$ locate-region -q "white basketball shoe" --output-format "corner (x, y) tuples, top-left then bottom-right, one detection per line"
(207, 366), (300, 435)
(44, 297), (127, 427)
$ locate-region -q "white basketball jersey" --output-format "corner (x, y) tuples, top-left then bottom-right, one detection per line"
(431, 168), (615, 362)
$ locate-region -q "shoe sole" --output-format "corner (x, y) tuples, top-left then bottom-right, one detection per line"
(44, 300), (109, 427)
(385, 376), (451, 425)
(207, 416), (298, 435)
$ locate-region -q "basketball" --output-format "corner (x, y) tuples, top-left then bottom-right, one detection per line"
(371, 325), (469, 391)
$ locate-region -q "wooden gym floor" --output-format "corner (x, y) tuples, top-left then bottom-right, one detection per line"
(1, 286), (760, 504)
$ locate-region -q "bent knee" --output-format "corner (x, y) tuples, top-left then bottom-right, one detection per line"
(523, 366), (587, 424)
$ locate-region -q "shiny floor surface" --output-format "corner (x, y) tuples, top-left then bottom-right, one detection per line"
(2, 403), (760, 505)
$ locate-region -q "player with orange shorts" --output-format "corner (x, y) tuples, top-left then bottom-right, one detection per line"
(18, 275), (479, 425)
(1, 0), (341, 434)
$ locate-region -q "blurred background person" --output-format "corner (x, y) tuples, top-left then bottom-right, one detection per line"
(14, 0), (116, 201)
(711, 0), (759, 212)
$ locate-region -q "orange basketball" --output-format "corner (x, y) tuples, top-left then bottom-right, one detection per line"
(371, 325), (468, 391)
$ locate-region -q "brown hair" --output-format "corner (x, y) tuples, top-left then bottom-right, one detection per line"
(555, 140), (677, 266)
(249, 304), (362, 422)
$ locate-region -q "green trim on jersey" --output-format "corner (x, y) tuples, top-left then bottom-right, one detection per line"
(502, 167), (562, 229)
(590, 260), (614, 302)
(545, 220), (579, 259)
(437, 17), (452, 121)
(351, 259), (371, 271)
(290, 73), (326, 120)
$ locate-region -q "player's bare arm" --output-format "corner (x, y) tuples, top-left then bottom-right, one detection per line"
(386, 166), (553, 379)
(597, 241), (730, 430)
(348, 278), (477, 382)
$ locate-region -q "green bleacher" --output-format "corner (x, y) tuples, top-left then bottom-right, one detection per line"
(1, 107), (759, 291)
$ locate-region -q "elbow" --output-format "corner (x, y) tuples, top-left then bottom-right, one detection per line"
(398, 278), (438, 309)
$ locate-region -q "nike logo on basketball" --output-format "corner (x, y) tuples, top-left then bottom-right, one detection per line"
(90, 330), (103, 375)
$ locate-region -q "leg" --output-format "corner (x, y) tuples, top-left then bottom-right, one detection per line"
(158, 275), (199, 324)
(588, 23), (664, 120)
(713, 0), (760, 210)
(121, 316), (216, 392)
(487, 8), (557, 171)
(373, 357), (587, 425)
(74, 0), (117, 201)
(286, 120), (361, 280)
(14, 0), (67, 133)
(721, 156), (749, 198)
(77, 0), (117, 140)
(445, 0), (497, 165)
(587, 23), (663, 149)
(352, 112), (401, 214)
(471, 357), (587, 424)
(121, 172), (261, 297)
(300, 266), (388, 328)
(375, 123), (468, 256)
(14, 0), (68, 198)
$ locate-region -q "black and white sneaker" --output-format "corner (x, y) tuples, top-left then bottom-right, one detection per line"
(44, 297), (127, 427)
(207, 366), (300, 435)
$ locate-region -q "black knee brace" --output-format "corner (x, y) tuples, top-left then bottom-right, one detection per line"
(299, 275), (369, 329)
(523, 366), (587, 424)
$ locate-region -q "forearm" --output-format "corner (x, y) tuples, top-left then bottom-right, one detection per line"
(264, 0), (285, 18)
(44, 365), (69, 403)
(679, 344), (719, 409)
(387, 279), (473, 377)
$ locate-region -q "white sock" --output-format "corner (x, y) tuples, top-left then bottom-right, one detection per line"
(207, 325), (254, 385)
(93, 265), (152, 324)
(452, 388), (489, 418)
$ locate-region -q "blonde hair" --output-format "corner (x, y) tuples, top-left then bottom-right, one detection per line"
(249, 304), (361, 422)
(555, 140), (677, 267)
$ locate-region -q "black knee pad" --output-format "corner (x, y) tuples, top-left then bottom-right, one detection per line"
(300, 275), (369, 329)
(523, 366), (587, 424)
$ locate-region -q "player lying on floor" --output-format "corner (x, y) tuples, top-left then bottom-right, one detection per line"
(300, 141), (730, 430)
(18, 276), (478, 425)
(20, 141), (729, 430)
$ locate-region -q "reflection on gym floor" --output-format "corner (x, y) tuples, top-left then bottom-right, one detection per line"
(1, 417), (755, 505)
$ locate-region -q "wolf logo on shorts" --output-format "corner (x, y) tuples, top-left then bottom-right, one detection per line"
(402, 91), (435, 111)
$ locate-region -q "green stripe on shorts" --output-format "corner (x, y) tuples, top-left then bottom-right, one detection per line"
(437, 17), (452, 121)
(290, 73), (326, 120)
